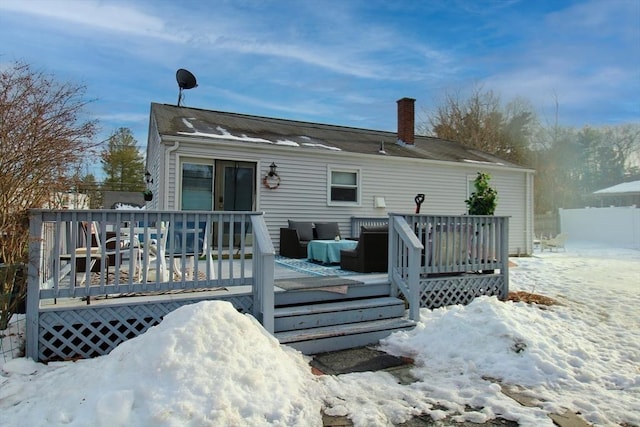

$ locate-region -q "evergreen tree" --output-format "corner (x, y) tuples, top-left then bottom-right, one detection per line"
(100, 128), (145, 192)
(465, 172), (497, 215)
(77, 173), (102, 208)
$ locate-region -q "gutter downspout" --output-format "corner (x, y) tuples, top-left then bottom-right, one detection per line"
(164, 140), (180, 210)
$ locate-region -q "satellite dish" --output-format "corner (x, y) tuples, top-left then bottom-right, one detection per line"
(176, 68), (197, 106)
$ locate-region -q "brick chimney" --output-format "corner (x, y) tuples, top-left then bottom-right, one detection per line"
(397, 97), (416, 145)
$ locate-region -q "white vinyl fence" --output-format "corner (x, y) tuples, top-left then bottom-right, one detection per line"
(559, 206), (640, 248)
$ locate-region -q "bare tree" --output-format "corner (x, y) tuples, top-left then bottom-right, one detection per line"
(428, 87), (535, 165)
(0, 61), (98, 327)
(604, 124), (640, 173)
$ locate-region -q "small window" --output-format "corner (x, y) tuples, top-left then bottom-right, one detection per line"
(329, 168), (360, 205)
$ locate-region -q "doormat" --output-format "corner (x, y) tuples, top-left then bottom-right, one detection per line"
(275, 256), (358, 277)
(310, 346), (413, 376)
(275, 276), (363, 293)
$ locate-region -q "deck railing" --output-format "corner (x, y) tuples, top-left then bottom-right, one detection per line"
(350, 216), (389, 238)
(25, 209), (276, 361)
(389, 214), (509, 320)
(26, 209), (273, 304)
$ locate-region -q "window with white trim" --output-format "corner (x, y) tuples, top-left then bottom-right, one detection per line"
(328, 167), (360, 205)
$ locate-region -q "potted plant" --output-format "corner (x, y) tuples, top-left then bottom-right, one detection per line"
(143, 189), (153, 201)
(465, 172), (497, 215)
(465, 172), (497, 273)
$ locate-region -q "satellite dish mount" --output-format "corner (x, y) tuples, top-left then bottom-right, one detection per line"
(176, 68), (197, 106)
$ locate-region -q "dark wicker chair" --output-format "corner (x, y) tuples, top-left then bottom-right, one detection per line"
(340, 228), (388, 273)
(279, 227), (312, 258)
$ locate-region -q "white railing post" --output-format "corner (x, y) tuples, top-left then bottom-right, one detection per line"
(390, 214), (423, 321)
(387, 213), (396, 293)
(251, 214), (275, 333)
(407, 244), (421, 321)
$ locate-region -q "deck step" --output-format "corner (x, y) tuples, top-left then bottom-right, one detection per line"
(276, 318), (416, 354)
(274, 280), (391, 306)
(274, 297), (405, 332)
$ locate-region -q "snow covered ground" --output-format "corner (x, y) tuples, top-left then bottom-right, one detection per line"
(1, 242), (638, 426)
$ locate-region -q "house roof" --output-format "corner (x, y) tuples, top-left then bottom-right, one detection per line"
(593, 180), (640, 195)
(151, 102), (527, 169)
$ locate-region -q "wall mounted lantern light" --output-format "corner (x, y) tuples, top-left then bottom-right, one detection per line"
(263, 162), (281, 189)
(144, 170), (153, 185)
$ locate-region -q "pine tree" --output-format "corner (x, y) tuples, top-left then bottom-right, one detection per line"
(100, 128), (145, 191)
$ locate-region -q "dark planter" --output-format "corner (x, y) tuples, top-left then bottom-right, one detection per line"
(143, 192), (153, 201)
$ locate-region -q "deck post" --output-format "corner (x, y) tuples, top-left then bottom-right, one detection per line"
(390, 214), (423, 321)
(25, 210), (42, 360)
(387, 214), (396, 297)
(251, 214), (275, 333)
(500, 218), (510, 299)
(407, 245), (421, 321)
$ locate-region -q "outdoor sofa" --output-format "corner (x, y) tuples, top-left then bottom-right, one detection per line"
(279, 220), (342, 258)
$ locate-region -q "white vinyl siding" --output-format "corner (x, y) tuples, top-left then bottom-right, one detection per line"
(157, 135), (533, 254)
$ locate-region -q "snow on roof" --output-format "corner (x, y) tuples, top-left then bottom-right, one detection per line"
(463, 159), (505, 166)
(152, 103), (529, 168)
(593, 180), (640, 194)
(177, 120), (342, 151)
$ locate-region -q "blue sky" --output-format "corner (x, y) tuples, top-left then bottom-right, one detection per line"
(1, 0), (639, 178)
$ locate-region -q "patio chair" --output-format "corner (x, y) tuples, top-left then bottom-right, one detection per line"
(540, 233), (568, 252)
(137, 222), (169, 281)
(68, 222), (133, 284)
(168, 221), (215, 280)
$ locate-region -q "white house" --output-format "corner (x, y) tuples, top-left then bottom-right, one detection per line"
(145, 98), (535, 255)
(590, 180), (640, 207)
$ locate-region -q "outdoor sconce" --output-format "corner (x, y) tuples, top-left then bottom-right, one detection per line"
(145, 170), (153, 185)
(263, 162), (281, 189)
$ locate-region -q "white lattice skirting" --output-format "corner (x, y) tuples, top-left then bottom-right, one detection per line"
(37, 294), (253, 361)
(419, 274), (506, 309)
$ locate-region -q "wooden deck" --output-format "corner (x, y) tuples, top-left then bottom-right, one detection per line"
(26, 210), (508, 361)
(40, 258), (388, 310)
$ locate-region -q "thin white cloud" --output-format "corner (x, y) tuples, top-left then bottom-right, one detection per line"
(1, 0), (453, 83)
(2, 0), (636, 132)
(0, 0), (185, 42)
(98, 113), (149, 124)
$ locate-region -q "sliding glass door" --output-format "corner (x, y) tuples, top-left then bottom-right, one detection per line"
(214, 160), (255, 211)
(214, 160), (256, 246)
(180, 159), (255, 249)
(180, 159), (256, 212)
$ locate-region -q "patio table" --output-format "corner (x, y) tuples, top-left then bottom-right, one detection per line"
(307, 239), (358, 264)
